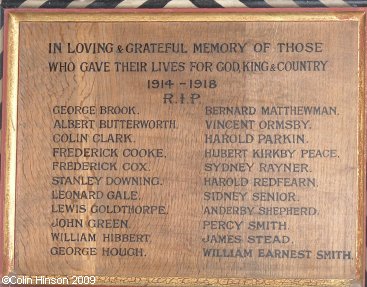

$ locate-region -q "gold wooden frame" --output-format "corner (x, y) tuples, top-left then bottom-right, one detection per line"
(1, 10), (365, 287)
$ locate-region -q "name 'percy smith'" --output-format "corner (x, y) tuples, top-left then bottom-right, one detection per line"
(65, 42), (247, 54)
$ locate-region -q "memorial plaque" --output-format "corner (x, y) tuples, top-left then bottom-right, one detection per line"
(0, 10), (365, 287)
